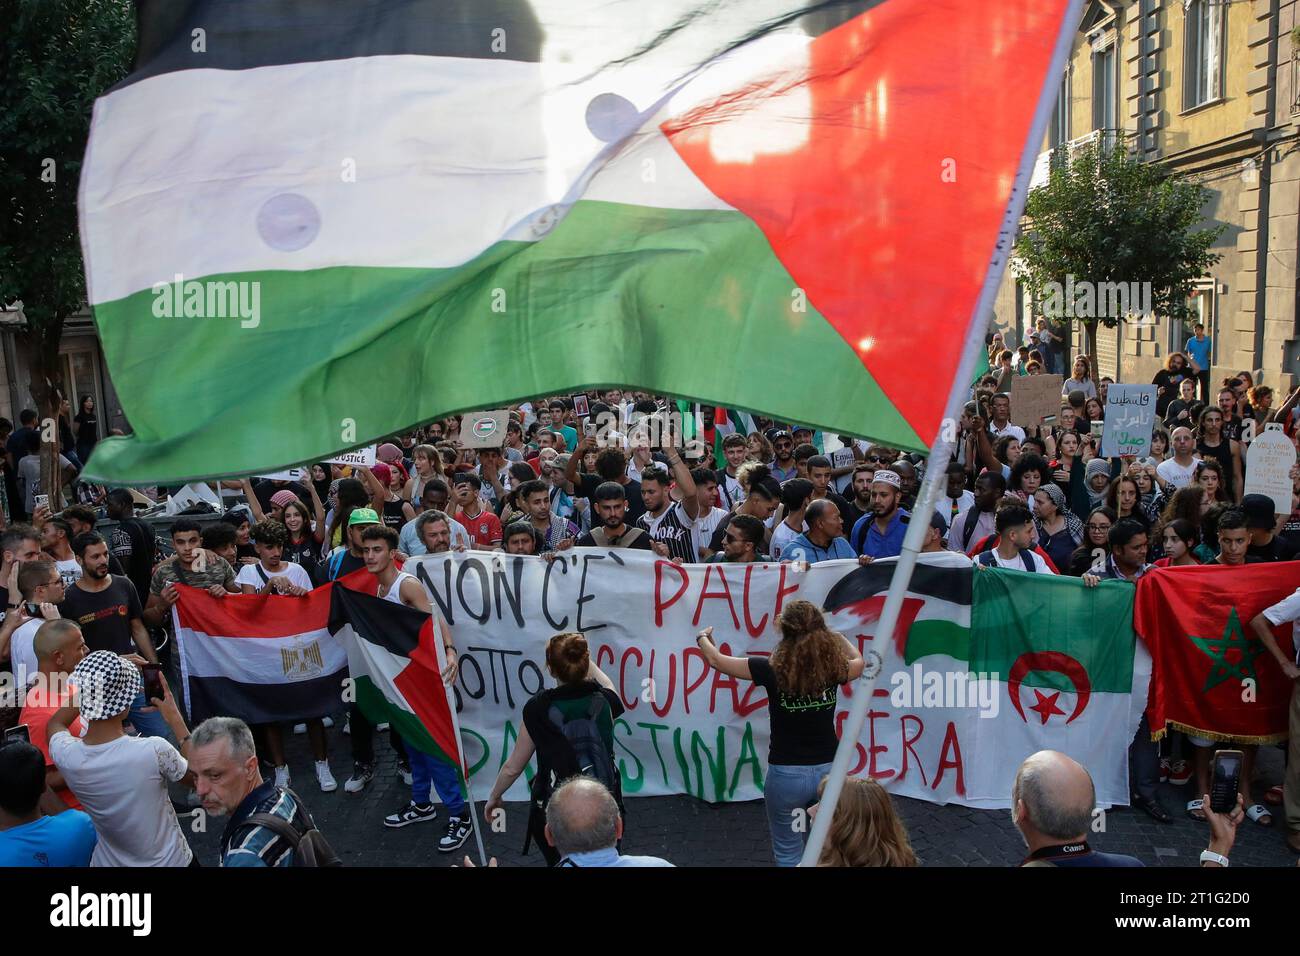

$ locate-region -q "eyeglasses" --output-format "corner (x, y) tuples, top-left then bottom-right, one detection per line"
(1086, 523), (1111, 531)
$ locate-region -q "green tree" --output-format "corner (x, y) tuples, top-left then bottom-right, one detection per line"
(1014, 133), (1224, 373)
(0, 0), (134, 505)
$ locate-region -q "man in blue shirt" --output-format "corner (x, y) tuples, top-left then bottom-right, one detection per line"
(785, 500), (857, 564)
(0, 741), (96, 867)
(1185, 322), (1212, 401)
(850, 470), (910, 559)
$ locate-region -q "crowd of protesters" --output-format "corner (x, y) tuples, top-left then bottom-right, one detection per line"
(0, 365), (1297, 867)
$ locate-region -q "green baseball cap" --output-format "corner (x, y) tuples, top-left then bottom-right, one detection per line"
(348, 507), (380, 526)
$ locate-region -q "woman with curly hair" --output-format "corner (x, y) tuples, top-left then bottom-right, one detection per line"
(812, 776), (917, 867)
(1194, 458), (1230, 504)
(746, 431), (775, 465)
(696, 600), (864, 866)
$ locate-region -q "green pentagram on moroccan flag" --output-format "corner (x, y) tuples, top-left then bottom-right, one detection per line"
(1189, 608), (1266, 693)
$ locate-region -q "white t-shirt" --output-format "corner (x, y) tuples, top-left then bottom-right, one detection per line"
(1262, 587), (1300, 666)
(990, 421), (1026, 443)
(1156, 456), (1201, 491)
(693, 506), (729, 560)
(49, 732), (191, 867)
(235, 560), (313, 592)
(54, 558), (83, 589)
(973, 548), (1054, 574)
(9, 617), (42, 689)
(770, 520), (806, 561)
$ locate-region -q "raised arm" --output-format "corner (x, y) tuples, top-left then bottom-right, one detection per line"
(695, 626), (751, 680)
(240, 478), (266, 523)
(306, 480), (328, 544)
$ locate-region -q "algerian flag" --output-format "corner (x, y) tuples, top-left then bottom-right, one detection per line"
(328, 583), (462, 774)
(80, 0), (1079, 483)
(822, 554), (1148, 807)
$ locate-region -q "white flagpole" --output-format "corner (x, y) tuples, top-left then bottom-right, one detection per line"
(798, 0), (1086, 867)
(430, 607), (489, 867)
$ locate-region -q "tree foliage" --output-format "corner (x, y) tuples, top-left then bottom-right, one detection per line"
(1013, 133), (1225, 360)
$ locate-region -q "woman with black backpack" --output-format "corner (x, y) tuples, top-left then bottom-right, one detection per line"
(483, 632), (623, 866)
(696, 600), (865, 866)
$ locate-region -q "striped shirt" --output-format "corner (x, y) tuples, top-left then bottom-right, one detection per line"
(636, 501), (697, 563)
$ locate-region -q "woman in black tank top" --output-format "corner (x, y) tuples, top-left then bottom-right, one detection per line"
(1195, 407), (1242, 500)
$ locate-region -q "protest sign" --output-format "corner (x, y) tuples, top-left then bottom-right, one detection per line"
(460, 410), (510, 449)
(1010, 374), (1063, 427)
(398, 549), (1145, 809)
(255, 468), (304, 482)
(1242, 423), (1298, 515)
(1101, 384), (1157, 458)
(325, 445), (377, 468)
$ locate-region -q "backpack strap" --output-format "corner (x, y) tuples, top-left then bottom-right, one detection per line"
(960, 506), (982, 551)
(977, 549), (997, 567)
(255, 564), (269, 584)
(238, 811), (304, 849)
(1020, 550), (1037, 573)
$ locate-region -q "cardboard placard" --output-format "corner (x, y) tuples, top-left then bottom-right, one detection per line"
(1242, 423), (1298, 516)
(460, 410), (510, 449)
(324, 445), (377, 468)
(1010, 373), (1064, 427)
(572, 393), (590, 417)
(1101, 384), (1157, 458)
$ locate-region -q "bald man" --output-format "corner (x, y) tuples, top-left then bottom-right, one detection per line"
(544, 778), (673, 868)
(1013, 751), (1142, 867)
(18, 620), (90, 813)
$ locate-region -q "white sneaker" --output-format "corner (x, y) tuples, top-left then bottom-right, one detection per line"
(322, 716), (335, 729)
(292, 723), (307, 734)
(274, 765), (290, 789)
(377, 722), (390, 732)
(316, 761), (338, 793)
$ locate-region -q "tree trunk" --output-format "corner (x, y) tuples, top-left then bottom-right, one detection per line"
(27, 327), (66, 512)
(1083, 319), (1099, 382)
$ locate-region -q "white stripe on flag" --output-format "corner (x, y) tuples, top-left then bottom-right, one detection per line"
(177, 624), (346, 684)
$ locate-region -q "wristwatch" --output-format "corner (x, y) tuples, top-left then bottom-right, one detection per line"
(1199, 849), (1229, 867)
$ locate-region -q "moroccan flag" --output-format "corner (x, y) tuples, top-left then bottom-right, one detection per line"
(328, 584), (461, 770)
(173, 585), (348, 725)
(821, 555), (1148, 806)
(80, 0), (1079, 483)
(1136, 564), (1297, 744)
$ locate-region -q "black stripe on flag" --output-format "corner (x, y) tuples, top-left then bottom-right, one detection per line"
(822, 561), (971, 614)
(124, 0), (544, 89)
(186, 671), (344, 725)
(328, 584), (425, 659)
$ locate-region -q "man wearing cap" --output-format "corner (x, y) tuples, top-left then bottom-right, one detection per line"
(923, 513), (949, 552)
(322, 507), (381, 581)
(48, 651), (195, 866)
(1242, 493), (1298, 562)
(849, 470), (910, 559)
(769, 431), (798, 483)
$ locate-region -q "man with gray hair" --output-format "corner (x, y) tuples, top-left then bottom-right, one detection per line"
(1012, 750), (1141, 867)
(546, 777), (673, 867)
(190, 716), (332, 867)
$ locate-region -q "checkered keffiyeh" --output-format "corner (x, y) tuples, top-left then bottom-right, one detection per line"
(70, 651), (141, 721)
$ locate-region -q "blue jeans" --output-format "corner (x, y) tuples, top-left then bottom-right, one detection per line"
(128, 692), (172, 740)
(404, 741), (465, 818)
(764, 762), (832, 867)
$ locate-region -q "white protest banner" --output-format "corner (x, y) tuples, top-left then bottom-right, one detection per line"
(324, 445), (377, 468)
(1010, 373), (1063, 427)
(1242, 423), (1298, 516)
(406, 549), (1145, 809)
(1101, 384), (1157, 458)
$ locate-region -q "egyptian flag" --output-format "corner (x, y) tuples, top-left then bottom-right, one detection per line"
(1136, 564), (1297, 744)
(80, 0), (1081, 484)
(328, 584), (461, 770)
(173, 585), (348, 725)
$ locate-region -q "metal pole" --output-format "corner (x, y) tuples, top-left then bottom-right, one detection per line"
(798, 0), (1085, 866)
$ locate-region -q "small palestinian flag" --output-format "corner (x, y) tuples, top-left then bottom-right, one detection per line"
(328, 584), (462, 771)
(81, 0), (1079, 483)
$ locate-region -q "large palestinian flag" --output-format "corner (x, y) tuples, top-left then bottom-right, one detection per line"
(822, 553), (1149, 806)
(1136, 564), (1298, 745)
(328, 584), (462, 769)
(80, 0), (1080, 483)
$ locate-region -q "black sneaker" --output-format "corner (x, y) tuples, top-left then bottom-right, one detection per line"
(384, 801), (437, 828)
(438, 815), (472, 852)
(344, 762), (375, 794)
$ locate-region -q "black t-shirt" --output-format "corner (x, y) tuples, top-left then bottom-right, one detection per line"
(283, 536), (322, 581)
(1247, 536), (1298, 563)
(1152, 369), (1190, 417)
(576, 474), (645, 524)
(320, 548), (366, 584)
(60, 575), (144, 655)
(747, 656), (842, 766)
(381, 499), (408, 530)
(521, 681), (625, 803)
(108, 517), (156, 602)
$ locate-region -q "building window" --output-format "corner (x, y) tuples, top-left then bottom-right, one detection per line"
(1050, 73), (1070, 150)
(1183, 0), (1225, 109)
(1091, 42), (1116, 143)
(1170, 284), (1215, 363)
